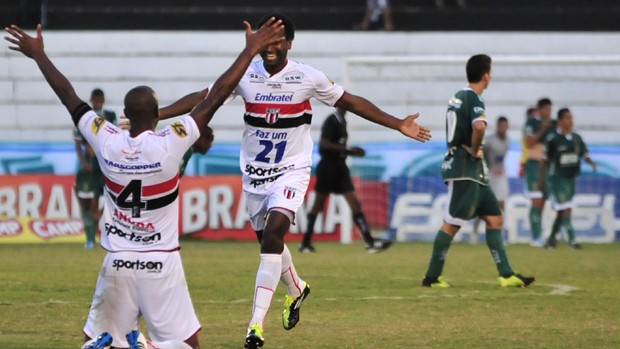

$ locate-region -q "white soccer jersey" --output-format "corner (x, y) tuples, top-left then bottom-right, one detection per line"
(77, 109), (200, 252)
(228, 59), (344, 192)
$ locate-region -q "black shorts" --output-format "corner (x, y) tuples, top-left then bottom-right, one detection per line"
(314, 160), (355, 194)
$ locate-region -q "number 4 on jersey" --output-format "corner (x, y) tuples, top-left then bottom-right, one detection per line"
(116, 180), (146, 218)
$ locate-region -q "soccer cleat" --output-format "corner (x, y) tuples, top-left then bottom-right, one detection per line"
(86, 332), (113, 349)
(569, 241), (583, 250)
(298, 244), (316, 253)
(282, 283), (311, 330)
(85, 241), (95, 249)
(499, 273), (535, 288)
(366, 239), (392, 254)
(244, 323), (264, 349)
(544, 239), (556, 249)
(529, 237), (545, 247)
(422, 275), (452, 288)
(126, 330), (147, 349)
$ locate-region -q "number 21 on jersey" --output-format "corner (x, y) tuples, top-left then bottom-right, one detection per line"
(255, 140), (287, 164)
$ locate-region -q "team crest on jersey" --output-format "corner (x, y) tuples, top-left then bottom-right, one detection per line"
(91, 116), (105, 135)
(171, 122), (188, 138)
(265, 108), (280, 124)
(283, 186), (296, 199)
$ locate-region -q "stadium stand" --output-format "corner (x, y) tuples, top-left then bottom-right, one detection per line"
(1, 0), (620, 31)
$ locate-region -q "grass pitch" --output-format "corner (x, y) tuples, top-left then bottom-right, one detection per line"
(1, 240), (619, 348)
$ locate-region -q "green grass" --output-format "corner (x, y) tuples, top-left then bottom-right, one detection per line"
(1, 240), (619, 348)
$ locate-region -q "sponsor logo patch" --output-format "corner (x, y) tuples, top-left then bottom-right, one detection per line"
(112, 258), (163, 272)
(105, 223), (161, 243)
(254, 92), (293, 102)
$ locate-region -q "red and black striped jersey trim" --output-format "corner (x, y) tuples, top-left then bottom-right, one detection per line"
(244, 113), (312, 129)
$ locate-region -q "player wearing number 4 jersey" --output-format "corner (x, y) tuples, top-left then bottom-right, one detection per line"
(163, 13), (431, 349)
(4, 19), (286, 349)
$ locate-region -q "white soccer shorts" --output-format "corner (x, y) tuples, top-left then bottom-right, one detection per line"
(83, 251), (200, 348)
(243, 167), (311, 231)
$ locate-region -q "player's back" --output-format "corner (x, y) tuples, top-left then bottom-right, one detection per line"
(442, 88), (488, 185)
(78, 110), (199, 252)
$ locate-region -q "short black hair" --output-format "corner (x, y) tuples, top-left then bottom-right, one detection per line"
(557, 107), (571, 120)
(466, 54), (492, 83)
(497, 115), (508, 124)
(526, 107), (536, 117)
(90, 88), (104, 99)
(257, 13), (294, 41)
(537, 98), (552, 109)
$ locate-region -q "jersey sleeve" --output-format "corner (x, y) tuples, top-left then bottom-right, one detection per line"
(543, 134), (555, 161)
(524, 118), (537, 137)
(468, 91), (487, 125)
(578, 134), (589, 158)
(161, 115), (201, 157)
(310, 69), (345, 107)
(78, 106), (122, 154)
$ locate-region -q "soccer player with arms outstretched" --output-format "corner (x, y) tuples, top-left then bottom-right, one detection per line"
(159, 13), (431, 349)
(4, 19), (285, 349)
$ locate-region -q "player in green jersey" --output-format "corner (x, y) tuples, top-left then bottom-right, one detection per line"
(541, 108), (596, 249)
(422, 54), (534, 288)
(523, 98), (556, 246)
(74, 89), (117, 249)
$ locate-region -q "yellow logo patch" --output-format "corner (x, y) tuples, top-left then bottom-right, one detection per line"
(171, 122), (187, 138)
(91, 117), (105, 135)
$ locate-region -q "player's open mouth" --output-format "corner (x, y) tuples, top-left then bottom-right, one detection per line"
(264, 53), (278, 60)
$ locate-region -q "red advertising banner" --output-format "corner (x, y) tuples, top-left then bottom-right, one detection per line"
(0, 174), (373, 243)
(0, 175), (85, 243)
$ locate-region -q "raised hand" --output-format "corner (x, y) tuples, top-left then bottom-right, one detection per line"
(243, 17), (285, 56)
(399, 113), (432, 143)
(4, 24), (44, 60)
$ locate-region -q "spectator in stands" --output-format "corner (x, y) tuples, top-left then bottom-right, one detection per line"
(73, 88), (116, 249)
(523, 98), (555, 246)
(356, 0), (394, 31)
(422, 54), (534, 289)
(299, 107), (392, 254)
(541, 108), (596, 249)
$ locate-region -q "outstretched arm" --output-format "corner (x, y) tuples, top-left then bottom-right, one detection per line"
(190, 18), (284, 131)
(159, 88), (209, 120)
(334, 91), (431, 142)
(4, 24), (84, 119)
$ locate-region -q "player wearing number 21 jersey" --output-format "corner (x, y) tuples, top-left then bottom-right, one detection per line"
(229, 58), (343, 191)
(166, 14), (430, 348)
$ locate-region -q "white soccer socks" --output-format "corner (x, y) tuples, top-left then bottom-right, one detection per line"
(249, 253), (282, 327)
(280, 245), (304, 298)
